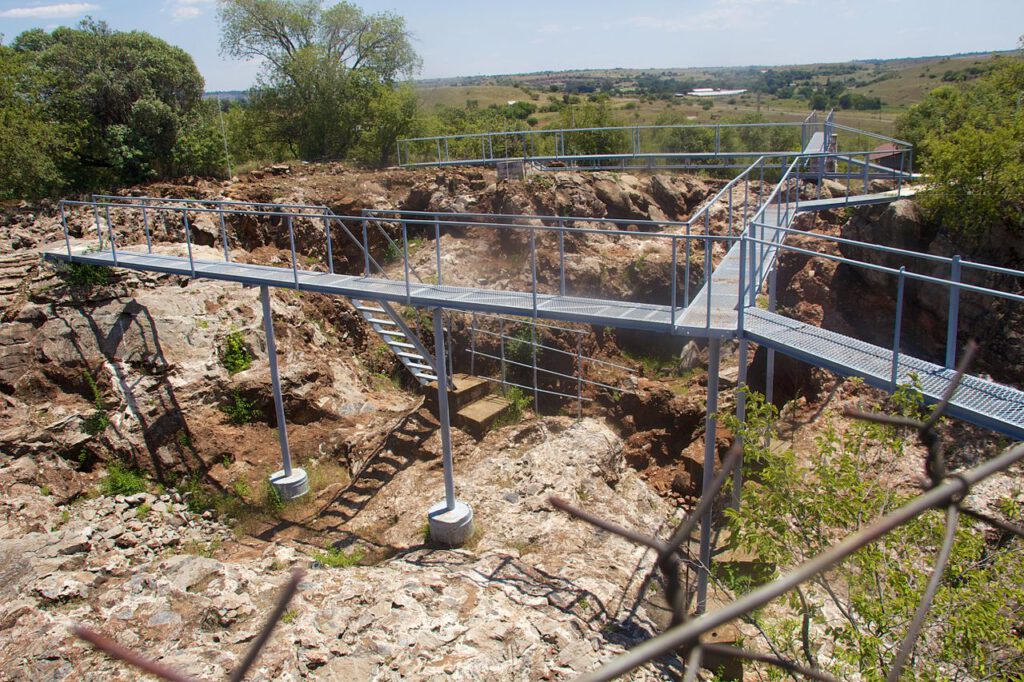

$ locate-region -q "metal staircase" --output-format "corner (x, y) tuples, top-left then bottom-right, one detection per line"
(351, 298), (439, 385)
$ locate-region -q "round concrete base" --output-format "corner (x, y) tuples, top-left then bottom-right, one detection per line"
(427, 500), (475, 547)
(269, 468), (309, 501)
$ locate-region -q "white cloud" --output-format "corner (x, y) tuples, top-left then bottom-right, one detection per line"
(165, 0), (214, 21)
(628, 0), (807, 33)
(0, 3), (99, 19)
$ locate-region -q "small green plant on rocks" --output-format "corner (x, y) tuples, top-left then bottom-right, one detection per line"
(221, 331), (252, 375)
(100, 462), (146, 496)
(221, 389), (259, 425)
(81, 369), (110, 435)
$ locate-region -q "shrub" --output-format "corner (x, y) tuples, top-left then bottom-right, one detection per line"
(723, 387), (1024, 679)
(81, 368), (110, 435)
(493, 386), (531, 429)
(220, 389), (259, 425)
(221, 331), (252, 374)
(59, 263), (112, 287)
(100, 462), (146, 496)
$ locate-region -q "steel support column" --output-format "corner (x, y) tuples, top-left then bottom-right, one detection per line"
(427, 307), (474, 546)
(697, 338), (722, 613)
(732, 338), (749, 508)
(262, 286), (308, 500)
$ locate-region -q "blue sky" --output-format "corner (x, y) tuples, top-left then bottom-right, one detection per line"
(1, 0), (1022, 91)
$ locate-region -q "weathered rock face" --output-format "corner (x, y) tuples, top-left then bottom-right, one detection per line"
(836, 200), (1024, 384)
(0, 419), (675, 680)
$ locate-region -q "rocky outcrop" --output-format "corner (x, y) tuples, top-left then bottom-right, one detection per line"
(0, 419), (675, 680)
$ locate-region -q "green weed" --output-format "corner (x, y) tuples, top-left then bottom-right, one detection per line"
(313, 545), (364, 568)
(221, 389), (260, 425)
(221, 331), (252, 374)
(100, 462), (146, 496)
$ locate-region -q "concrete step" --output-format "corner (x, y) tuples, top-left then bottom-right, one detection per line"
(425, 373), (492, 412)
(454, 394), (513, 439)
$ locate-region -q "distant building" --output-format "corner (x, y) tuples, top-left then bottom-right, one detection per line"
(869, 142), (904, 171)
(677, 88), (748, 98)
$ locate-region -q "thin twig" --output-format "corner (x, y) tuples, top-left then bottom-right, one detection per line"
(887, 505), (960, 682)
(700, 644), (840, 682)
(72, 626), (198, 682)
(960, 506), (1024, 540)
(549, 497), (669, 554)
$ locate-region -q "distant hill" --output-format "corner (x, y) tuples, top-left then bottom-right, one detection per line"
(204, 90), (248, 103)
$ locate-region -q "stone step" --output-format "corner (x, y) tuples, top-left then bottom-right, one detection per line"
(425, 373), (492, 412)
(454, 394), (513, 439)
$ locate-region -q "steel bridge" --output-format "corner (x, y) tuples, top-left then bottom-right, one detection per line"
(42, 110), (1024, 608)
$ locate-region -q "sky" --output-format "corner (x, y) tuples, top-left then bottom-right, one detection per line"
(1, 0), (1022, 91)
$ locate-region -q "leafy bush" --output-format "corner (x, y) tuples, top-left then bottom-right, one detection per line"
(493, 386), (531, 429)
(313, 545), (364, 568)
(220, 389), (260, 425)
(59, 263), (112, 287)
(897, 57), (1024, 237)
(723, 386), (1024, 679)
(100, 462), (146, 496)
(221, 331), (252, 374)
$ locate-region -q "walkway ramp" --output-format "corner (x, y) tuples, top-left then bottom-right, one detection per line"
(743, 308), (1024, 440)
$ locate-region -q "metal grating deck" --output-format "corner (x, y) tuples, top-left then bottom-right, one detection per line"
(744, 308), (1024, 440)
(42, 247), (730, 336)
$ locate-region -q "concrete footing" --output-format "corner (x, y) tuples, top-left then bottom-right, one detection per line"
(427, 500), (475, 546)
(269, 467), (309, 501)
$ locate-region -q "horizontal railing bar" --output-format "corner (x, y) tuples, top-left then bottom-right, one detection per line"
(750, 221), (1024, 278)
(473, 374), (596, 401)
(744, 235), (1024, 304)
(399, 121), (812, 144)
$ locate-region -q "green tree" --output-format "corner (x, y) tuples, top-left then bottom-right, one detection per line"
(218, 0), (420, 162)
(897, 57), (1024, 237)
(4, 19), (213, 195)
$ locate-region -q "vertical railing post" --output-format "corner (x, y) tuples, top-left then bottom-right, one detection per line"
(670, 236), (678, 329)
(558, 220), (566, 296)
(946, 256), (961, 369)
(576, 334), (583, 421)
(402, 222), (411, 303)
(324, 217), (334, 274)
(92, 201), (103, 249)
(219, 213), (230, 262)
(361, 219), (370, 277)
(60, 202), (71, 257)
(470, 312), (477, 377)
(434, 215), (442, 286)
(499, 317), (506, 384)
(142, 206), (152, 254)
(104, 206), (117, 266)
(897, 150), (905, 197)
(727, 184), (734, 235)
(697, 339), (722, 613)
(531, 322), (539, 413)
(892, 267), (906, 390)
(863, 153), (870, 193)
(182, 209), (195, 278)
(684, 223), (692, 307)
(530, 228), (538, 315)
(737, 235), (747, 334)
(287, 216), (299, 288)
(705, 235), (712, 329)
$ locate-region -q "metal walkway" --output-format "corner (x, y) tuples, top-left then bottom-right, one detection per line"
(744, 308), (1024, 440)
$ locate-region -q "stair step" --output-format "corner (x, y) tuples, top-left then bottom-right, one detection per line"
(414, 371), (439, 381)
(404, 362), (434, 371)
(388, 341), (416, 350)
(375, 328), (406, 337)
(395, 351), (426, 359)
(454, 395), (514, 438)
(354, 304), (386, 313)
(365, 316), (398, 326)
(424, 373), (493, 412)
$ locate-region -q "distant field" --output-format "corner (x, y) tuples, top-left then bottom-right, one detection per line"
(415, 51), (1011, 138)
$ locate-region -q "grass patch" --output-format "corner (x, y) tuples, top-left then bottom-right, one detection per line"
(220, 389), (260, 425)
(100, 462), (146, 496)
(81, 368), (110, 436)
(221, 331), (252, 375)
(136, 502), (152, 518)
(313, 545), (364, 568)
(59, 262), (111, 287)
